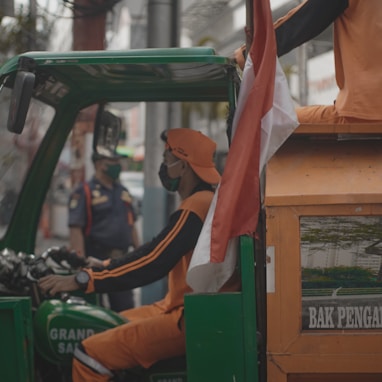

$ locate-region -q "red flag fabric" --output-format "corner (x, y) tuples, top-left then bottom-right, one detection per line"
(210, 0), (276, 261)
(187, 0), (298, 292)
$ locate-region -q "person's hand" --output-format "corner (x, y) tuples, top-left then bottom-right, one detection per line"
(233, 44), (246, 70)
(85, 256), (104, 268)
(38, 274), (79, 296)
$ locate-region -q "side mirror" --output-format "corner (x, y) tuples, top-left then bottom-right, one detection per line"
(93, 105), (122, 156)
(7, 71), (35, 134)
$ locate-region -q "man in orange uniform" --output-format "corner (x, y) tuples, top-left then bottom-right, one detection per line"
(235, 0), (382, 124)
(39, 128), (239, 381)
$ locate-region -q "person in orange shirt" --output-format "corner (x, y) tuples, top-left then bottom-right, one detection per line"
(39, 128), (239, 381)
(235, 0), (382, 124)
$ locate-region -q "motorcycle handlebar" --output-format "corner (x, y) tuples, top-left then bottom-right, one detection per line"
(0, 246), (86, 291)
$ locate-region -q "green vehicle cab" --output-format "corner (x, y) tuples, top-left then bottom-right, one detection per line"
(0, 48), (237, 253)
(0, 48), (241, 382)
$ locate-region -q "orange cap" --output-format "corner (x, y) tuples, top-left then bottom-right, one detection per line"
(164, 128), (221, 185)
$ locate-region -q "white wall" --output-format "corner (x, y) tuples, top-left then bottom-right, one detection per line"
(307, 51), (338, 105)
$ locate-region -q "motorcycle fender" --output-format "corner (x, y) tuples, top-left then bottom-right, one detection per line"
(33, 299), (127, 366)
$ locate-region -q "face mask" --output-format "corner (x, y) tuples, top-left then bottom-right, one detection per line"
(158, 162), (181, 192)
(103, 163), (121, 180)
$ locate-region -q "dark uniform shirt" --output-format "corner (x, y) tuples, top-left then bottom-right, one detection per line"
(68, 176), (136, 259)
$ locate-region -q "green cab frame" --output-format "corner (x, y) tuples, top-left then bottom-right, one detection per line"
(0, 47), (239, 253)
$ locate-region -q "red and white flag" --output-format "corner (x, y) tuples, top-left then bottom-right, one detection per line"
(187, 0), (299, 292)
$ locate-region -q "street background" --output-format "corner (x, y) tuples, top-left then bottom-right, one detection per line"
(1, 0), (338, 304)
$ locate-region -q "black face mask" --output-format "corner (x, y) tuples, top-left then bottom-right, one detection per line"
(158, 162), (181, 192)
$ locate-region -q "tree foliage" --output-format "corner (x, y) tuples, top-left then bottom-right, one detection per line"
(302, 266), (380, 288)
(303, 266), (375, 282)
(0, 7), (52, 64)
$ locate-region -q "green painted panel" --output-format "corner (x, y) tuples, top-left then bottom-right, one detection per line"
(185, 293), (245, 382)
(185, 236), (259, 382)
(0, 297), (34, 382)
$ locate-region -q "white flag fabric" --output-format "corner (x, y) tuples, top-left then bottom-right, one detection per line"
(187, 55), (298, 293)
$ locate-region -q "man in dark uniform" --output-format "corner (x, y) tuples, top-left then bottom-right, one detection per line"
(68, 149), (140, 312)
(39, 128), (240, 382)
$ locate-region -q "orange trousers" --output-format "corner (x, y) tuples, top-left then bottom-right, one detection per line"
(296, 104), (382, 124)
(72, 304), (185, 382)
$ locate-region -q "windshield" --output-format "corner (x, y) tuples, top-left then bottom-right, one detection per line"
(0, 86), (55, 237)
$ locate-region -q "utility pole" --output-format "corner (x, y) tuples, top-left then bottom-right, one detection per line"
(72, 0), (106, 51)
(298, 43), (309, 106)
(28, 0), (37, 50)
(70, 0), (106, 187)
(141, 0), (180, 304)
(297, 0), (309, 106)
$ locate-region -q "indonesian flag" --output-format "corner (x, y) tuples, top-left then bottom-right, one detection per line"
(187, 0), (299, 292)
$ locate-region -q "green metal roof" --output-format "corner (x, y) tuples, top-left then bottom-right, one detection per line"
(0, 47), (236, 108)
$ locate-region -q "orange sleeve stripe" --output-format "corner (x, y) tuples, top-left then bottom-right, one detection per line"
(127, 211), (134, 225)
(95, 209), (189, 278)
(84, 260), (111, 292)
(93, 209), (189, 280)
(273, 0), (306, 29)
(85, 269), (95, 293)
(93, 209), (190, 280)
